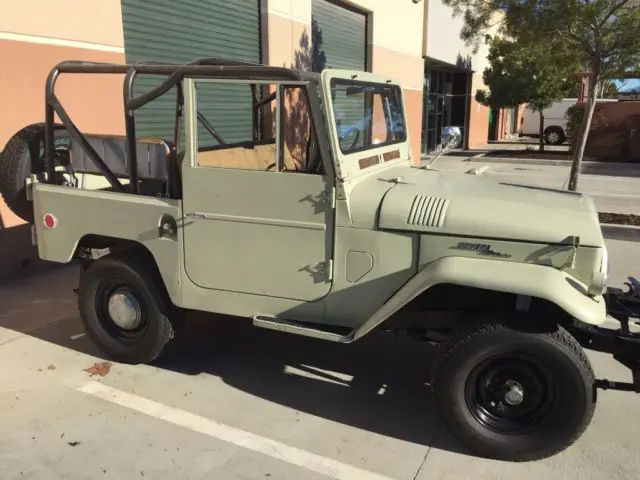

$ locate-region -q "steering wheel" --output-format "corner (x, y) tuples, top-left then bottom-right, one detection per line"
(339, 126), (361, 150)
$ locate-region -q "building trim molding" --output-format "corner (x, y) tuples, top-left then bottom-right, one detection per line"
(0, 32), (124, 54)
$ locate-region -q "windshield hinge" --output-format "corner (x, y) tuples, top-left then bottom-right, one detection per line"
(317, 260), (334, 281)
(562, 235), (581, 270)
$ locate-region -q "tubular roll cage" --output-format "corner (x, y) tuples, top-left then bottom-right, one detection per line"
(43, 57), (307, 194)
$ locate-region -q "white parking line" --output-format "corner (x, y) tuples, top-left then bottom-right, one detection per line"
(77, 381), (396, 480)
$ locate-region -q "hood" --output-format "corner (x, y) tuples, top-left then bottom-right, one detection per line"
(373, 166), (605, 247)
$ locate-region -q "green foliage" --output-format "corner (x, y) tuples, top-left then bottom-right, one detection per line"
(564, 104), (609, 139)
(443, 0), (640, 189)
(475, 36), (578, 111)
(565, 105), (584, 139)
(441, 0), (640, 78)
(599, 80), (619, 99)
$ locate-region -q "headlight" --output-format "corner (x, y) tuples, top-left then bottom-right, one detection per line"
(588, 246), (609, 297)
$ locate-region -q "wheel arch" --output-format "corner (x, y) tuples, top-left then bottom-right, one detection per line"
(74, 234), (181, 307)
(352, 256), (606, 341)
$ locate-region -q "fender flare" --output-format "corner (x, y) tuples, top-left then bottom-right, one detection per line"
(351, 256), (607, 341)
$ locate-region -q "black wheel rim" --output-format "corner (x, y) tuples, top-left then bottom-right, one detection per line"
(95, 278), (149, 343)
(464, 354), (556, 435)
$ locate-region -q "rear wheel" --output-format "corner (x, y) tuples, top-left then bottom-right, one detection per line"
(78, 255), (178, 364)
(544, 127), (565, 145)
(431, 320), (596, 462)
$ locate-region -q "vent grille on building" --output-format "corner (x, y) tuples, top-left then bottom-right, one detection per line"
(407, 195), (449, 228)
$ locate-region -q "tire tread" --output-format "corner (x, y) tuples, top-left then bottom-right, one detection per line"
(430, 320), (596, 462)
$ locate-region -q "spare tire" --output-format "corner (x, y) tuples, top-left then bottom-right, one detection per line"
(0, 125), (70, 223)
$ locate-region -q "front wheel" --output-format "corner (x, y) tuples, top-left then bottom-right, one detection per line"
(78, 255), (179, 364)
(430, 320), (596, 462)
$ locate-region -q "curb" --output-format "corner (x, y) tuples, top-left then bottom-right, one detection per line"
(600, 223), (640, 242)
(600, 223), (640, 229)
(466, 154), (640, 171)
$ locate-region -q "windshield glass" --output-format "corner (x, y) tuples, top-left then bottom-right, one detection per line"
(329, 79), (407, 155)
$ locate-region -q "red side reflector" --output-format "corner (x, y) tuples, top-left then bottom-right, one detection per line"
(43, 214), (57, 229)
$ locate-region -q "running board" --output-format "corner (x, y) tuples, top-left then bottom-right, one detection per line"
(252, 315), (354, 343)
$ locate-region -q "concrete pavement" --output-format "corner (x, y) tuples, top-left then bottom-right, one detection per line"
(2, 235), (640, 479)
(433, 155), (640, 215)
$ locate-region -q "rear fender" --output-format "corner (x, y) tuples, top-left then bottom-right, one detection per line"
(352, 256), (606, 340)
(31, 183), (183, 305)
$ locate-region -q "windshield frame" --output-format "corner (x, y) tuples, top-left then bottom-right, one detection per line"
(329, 78), (407, 156)
(321, 69), (410, 181)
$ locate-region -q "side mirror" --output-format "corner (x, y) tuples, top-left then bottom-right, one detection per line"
(441, 126), (462, 151)
(423, 126), (462, 170)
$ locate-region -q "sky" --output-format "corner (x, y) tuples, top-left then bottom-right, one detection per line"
(614, 79), (640, 92)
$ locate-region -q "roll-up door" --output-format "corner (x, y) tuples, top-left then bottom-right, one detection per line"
(121, 0), (261, 146)
(311, 0), (368, 72)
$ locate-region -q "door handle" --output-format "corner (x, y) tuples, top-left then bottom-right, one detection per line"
(184, 212), (208, 219)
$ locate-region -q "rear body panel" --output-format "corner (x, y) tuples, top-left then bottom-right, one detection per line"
(31, 183), (184, 305)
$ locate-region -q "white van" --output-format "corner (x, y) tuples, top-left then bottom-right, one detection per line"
(519, 98), (617, 144)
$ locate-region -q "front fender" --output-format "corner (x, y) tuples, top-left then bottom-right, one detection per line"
(352, 256), (606, 340)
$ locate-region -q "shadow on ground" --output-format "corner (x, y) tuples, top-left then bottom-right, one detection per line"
(580, 162), (640, 179)
(0, 266), (467, 457)
(424, 149), (488, 159)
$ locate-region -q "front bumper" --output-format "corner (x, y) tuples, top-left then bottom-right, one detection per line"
(569, 277), (640, 392)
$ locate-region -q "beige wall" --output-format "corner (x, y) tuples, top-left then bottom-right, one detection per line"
(0, 0), (124, 49)
(425, 1), (507, 149)
(0, 1), (126, 280)
(0, 0), (126, 149)
(424, 0), (491, 74)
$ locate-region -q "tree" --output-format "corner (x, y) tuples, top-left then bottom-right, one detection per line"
(442, 0), (640, 191)
(476, 36), (579, 150)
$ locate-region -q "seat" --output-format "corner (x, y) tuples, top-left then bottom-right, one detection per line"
(69, 133), (170, 182)
(196, 140), (297, 171)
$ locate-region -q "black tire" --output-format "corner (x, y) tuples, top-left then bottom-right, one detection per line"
(0, 126), (44, 223)
(431, 320), (596, 462)
(544, 127), (565, 145)
(0, 125), (71, 223)
(78, 255), (178, 364)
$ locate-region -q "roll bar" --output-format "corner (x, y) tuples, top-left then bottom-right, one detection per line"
(44, 58), (304, 193)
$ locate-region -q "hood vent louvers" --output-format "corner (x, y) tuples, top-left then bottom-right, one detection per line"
(407, 194), (449, 228)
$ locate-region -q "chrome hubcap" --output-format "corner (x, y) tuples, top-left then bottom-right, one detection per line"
(107, 290), (142, 330)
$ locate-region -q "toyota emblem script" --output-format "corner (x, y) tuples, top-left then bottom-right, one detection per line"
(43, 213), (57, 229)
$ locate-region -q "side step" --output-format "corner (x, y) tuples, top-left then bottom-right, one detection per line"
(252, 315), (354, 343)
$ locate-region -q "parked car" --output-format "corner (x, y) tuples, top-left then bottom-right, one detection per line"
(519, 98), (617, 145)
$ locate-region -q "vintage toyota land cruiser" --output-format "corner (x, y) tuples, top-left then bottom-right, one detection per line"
(2, 58), (640, 462)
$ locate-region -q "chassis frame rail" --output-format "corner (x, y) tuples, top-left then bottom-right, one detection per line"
(43, 57), (304, 195)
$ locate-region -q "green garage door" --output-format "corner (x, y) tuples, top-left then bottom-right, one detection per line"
(121, 0), (261, 146)
(311, 0), (368, 150)
(311, 0), (367, 72)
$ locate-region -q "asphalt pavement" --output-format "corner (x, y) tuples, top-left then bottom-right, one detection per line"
(2, 232), (640, 479)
